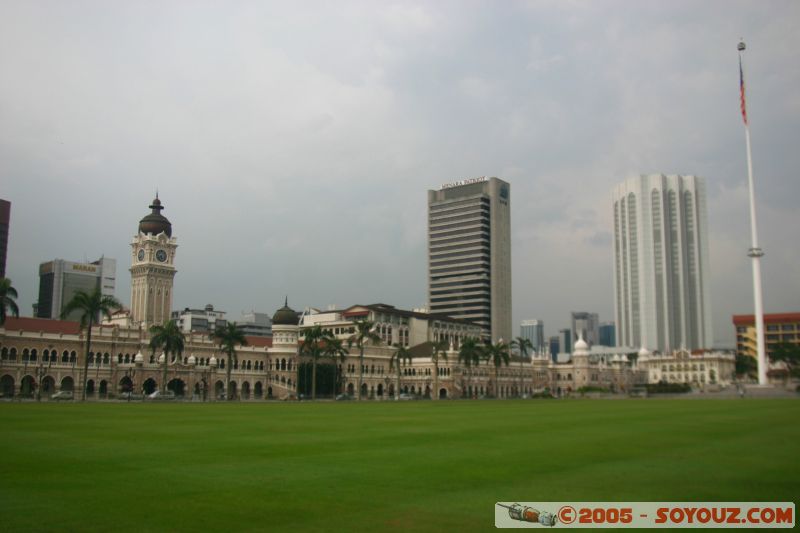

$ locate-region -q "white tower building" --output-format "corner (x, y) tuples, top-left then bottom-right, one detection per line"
(130, 196), (177, 327)
(612, 175), (713, 353)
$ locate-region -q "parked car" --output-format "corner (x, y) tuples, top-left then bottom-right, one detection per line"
(51, 391), (73, 401)
(147, 390), (176, 400)
(397, 393), (414, 401)
(335, 393), (353, 401)
(118, 392), (143, 401)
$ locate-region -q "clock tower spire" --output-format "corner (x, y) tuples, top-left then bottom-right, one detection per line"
(130, 196), (177, 327)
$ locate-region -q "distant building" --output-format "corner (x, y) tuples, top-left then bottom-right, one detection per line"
(549, 336), (559, 362)
(520, 319), (545, 353)
(571, 312), (599, 346)
(428, 177), (511, 342)
(612, 174), (713, 352)
(733, 313), (800, 360)
(599, 322), (616, 347)
(0, 199), (9, 278)
(172, 304), (226, 334)
(559, 328), (572, 354)
(238, 311), (273, 337)
(36, 257), (116, 321)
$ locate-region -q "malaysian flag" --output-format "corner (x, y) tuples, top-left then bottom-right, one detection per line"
(739, 56), (748, 125)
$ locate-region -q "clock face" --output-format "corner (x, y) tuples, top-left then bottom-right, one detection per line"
(156, 249), (167, 262)
(137, 249), (145, 261)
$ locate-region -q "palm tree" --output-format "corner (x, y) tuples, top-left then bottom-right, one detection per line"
(390, 343), (412, 399)
(430, 339), (449, 400)
(324, 336), (349, 397)
(150, 320), (186, 396)
(511, 337), (534, 397)
(347, 319), (381, 400)
(483, 340), (510, 398)
(61, 289), (122, 401)
(211, 322), (248, 400)
(300, 325), (336, 400)
(0, 277), (19, 325)
(458, 337), (483, 398)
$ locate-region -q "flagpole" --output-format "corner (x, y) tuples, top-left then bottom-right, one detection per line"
(738, 40), (768, 386)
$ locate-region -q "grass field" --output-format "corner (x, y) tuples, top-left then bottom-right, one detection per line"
(1, 399), (798, 532)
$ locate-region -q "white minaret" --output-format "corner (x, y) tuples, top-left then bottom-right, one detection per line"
(130, 195), (177, 328)
(738, 41), (768, 386)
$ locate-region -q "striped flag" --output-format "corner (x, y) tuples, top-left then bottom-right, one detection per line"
(739, 56), (748, 125)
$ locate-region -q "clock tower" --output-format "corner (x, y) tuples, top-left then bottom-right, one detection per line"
(130, 195), (177, 327)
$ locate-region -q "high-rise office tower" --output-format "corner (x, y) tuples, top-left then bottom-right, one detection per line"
(428, 177), (511, 342)
(598, 322), (616, 347)
(570, 311), (599, 346)
(0, 199), (9, 277)
(559, 328), (572, 354)
(612, 174), (713, 352)
(520, 319), (545, 353)
(36, 257), (117, 320)
(548, 336), (559, 361)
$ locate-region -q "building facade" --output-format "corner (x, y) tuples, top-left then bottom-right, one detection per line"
(613, 174), (713, 353)
(130, 196), (177, 327)
(599, 322), (616, 347)
(238, 311), (273, 338)
(733, 312), (800, 360)
(571, 312), (599, 347)
(520, 319), (545, 353)
(35, 257), (116, 320)
(427, 177), (511, 342)
(172, 305), (227, 334)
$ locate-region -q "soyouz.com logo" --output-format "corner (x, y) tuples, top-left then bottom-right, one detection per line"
(494, 502), (795, 528)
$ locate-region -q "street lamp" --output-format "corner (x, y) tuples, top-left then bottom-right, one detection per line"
(208, 355), (218, 401)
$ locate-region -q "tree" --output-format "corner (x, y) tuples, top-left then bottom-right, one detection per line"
(347, 319), (381, 400)
(211, 322), (248, 400)
(61, 289), (122, 401)
(735, 353), (757, 379)
(390, 343), (413, 399)
(324, 336), (349, 397)
(150, 320), (186, 396)
(458, 337), (483, 398)
(300, 325), (337, 400)
(770, 343), (800, 378)
(483, 340), (510, 398)
(0, 277), (19, 326)
(431, 339), (449, 400)
(511, 337), (534, 397)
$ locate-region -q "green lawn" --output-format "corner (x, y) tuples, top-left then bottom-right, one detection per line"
(1, 399), (798, 532)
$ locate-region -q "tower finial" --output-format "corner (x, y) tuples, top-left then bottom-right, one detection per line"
(284, 295), (288, 307)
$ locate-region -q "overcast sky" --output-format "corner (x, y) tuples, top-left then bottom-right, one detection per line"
(2, 1), (798, 346)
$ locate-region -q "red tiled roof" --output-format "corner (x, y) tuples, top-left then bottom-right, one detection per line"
(732, 313), (800, 326)
(244, 336), (272, 348)
(2, 317), (82, 335)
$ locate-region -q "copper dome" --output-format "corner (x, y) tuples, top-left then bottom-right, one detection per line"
(272, 298), (299, 326)
(138, 196), (172, 237)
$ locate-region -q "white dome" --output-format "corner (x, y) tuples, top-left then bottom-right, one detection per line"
(134, 351), (144, 364)
(157, 353), (165, 364)
(638, 347), (651, 359)
(621, 354), (629, 363)
(612, 354), (621, 363)
(188, 355), (196, 366)
(209, 356), (218, 367)
(573, 331), (589, 354)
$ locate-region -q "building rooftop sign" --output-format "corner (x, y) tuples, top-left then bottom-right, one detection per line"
(440, 176), (486, 190)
